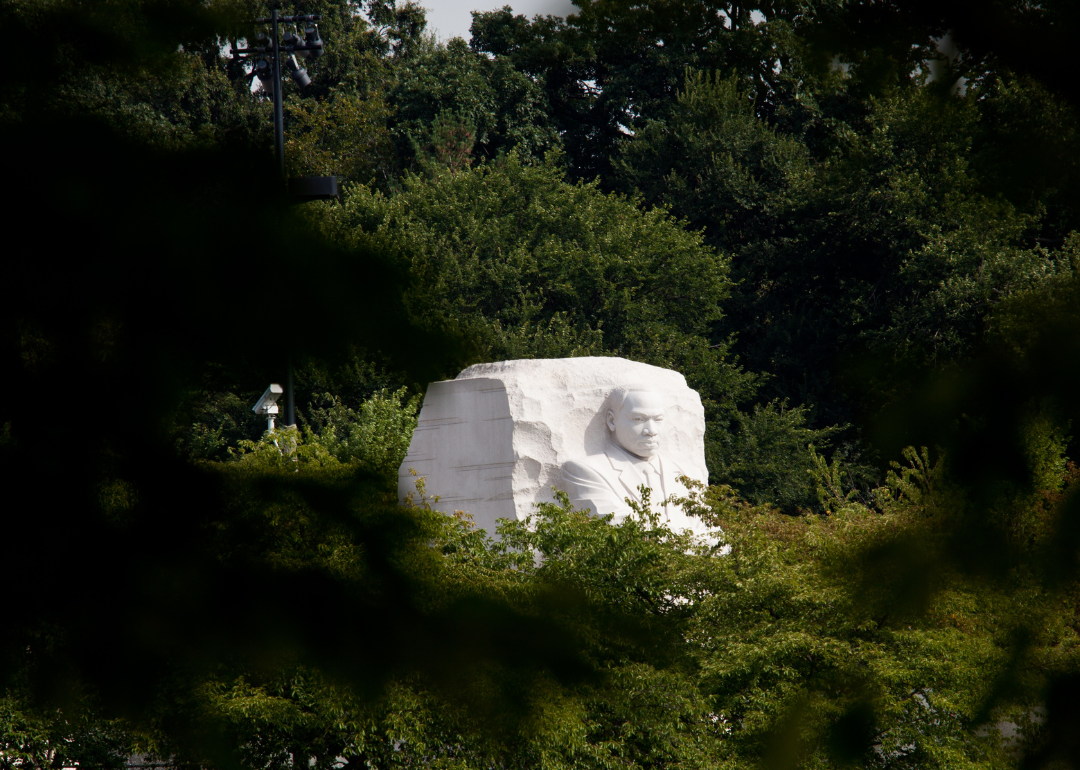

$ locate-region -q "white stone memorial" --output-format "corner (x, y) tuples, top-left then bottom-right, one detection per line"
(397, 357), (713, 538)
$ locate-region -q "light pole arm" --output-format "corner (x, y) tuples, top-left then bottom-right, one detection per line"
(230, 11), (322, 189)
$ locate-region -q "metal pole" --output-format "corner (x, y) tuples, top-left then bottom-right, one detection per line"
(271, 9), (285, 183)
(286, 361), (295, 428)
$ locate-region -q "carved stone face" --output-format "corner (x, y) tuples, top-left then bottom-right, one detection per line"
(607, 390), (665, 459)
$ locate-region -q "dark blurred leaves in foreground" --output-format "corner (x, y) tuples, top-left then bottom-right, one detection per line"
(0, 1), (603, 765)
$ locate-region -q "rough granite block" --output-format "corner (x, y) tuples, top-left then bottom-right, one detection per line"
(398, 357), (710, 538)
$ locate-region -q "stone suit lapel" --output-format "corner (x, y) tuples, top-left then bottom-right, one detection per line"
(606, 449), (646, 503)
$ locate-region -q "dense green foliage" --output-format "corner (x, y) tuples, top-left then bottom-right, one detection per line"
(6, 0), (1080, 768)
(318, 154), (835, 501)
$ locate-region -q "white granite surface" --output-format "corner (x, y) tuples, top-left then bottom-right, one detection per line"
(398, 357), (709, 537)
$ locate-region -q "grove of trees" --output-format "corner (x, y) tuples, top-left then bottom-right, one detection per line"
(4, 0), (1080, 768)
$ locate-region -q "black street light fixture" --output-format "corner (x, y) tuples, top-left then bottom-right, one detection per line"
(231, 10), (337, 203)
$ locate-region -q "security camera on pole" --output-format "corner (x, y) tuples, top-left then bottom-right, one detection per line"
(253, 384), (284, 432)
(231, 9), (338, 202)
(253, 384), (295, 454)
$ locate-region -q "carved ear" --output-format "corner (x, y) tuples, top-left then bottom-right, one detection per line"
(606, 409), (616, 431)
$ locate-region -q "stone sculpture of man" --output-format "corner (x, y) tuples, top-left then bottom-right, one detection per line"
(561, 386), (691, 525)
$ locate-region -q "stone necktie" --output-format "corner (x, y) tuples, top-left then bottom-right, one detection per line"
(642, 459), (667, 520)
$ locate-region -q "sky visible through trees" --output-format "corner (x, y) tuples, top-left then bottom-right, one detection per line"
(425, 0), (576, 41)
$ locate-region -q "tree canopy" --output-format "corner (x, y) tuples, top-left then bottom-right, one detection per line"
(5, 0), (1080, 767)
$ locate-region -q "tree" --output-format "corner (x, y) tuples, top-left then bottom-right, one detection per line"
(470, 1), (829, 183)
(10, 0), (1080, 765)
(387, 37), (561, 174)
(0, 2), (602, 765)
(469, 1), (1080, 460)
(318, 153), (836, 505)
(612, 64), (1071, 436)
(167, 465), (1080, 770)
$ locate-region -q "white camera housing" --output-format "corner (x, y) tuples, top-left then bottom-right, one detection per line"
(253, 383), (284, 415)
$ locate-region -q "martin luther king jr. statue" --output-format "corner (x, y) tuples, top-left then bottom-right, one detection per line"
(560, 386), (691, 525)
(399, 357), (721, 542)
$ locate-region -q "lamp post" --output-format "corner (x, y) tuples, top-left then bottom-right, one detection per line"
(231, 11), (337, 201)
(234, 10), (333, 428)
